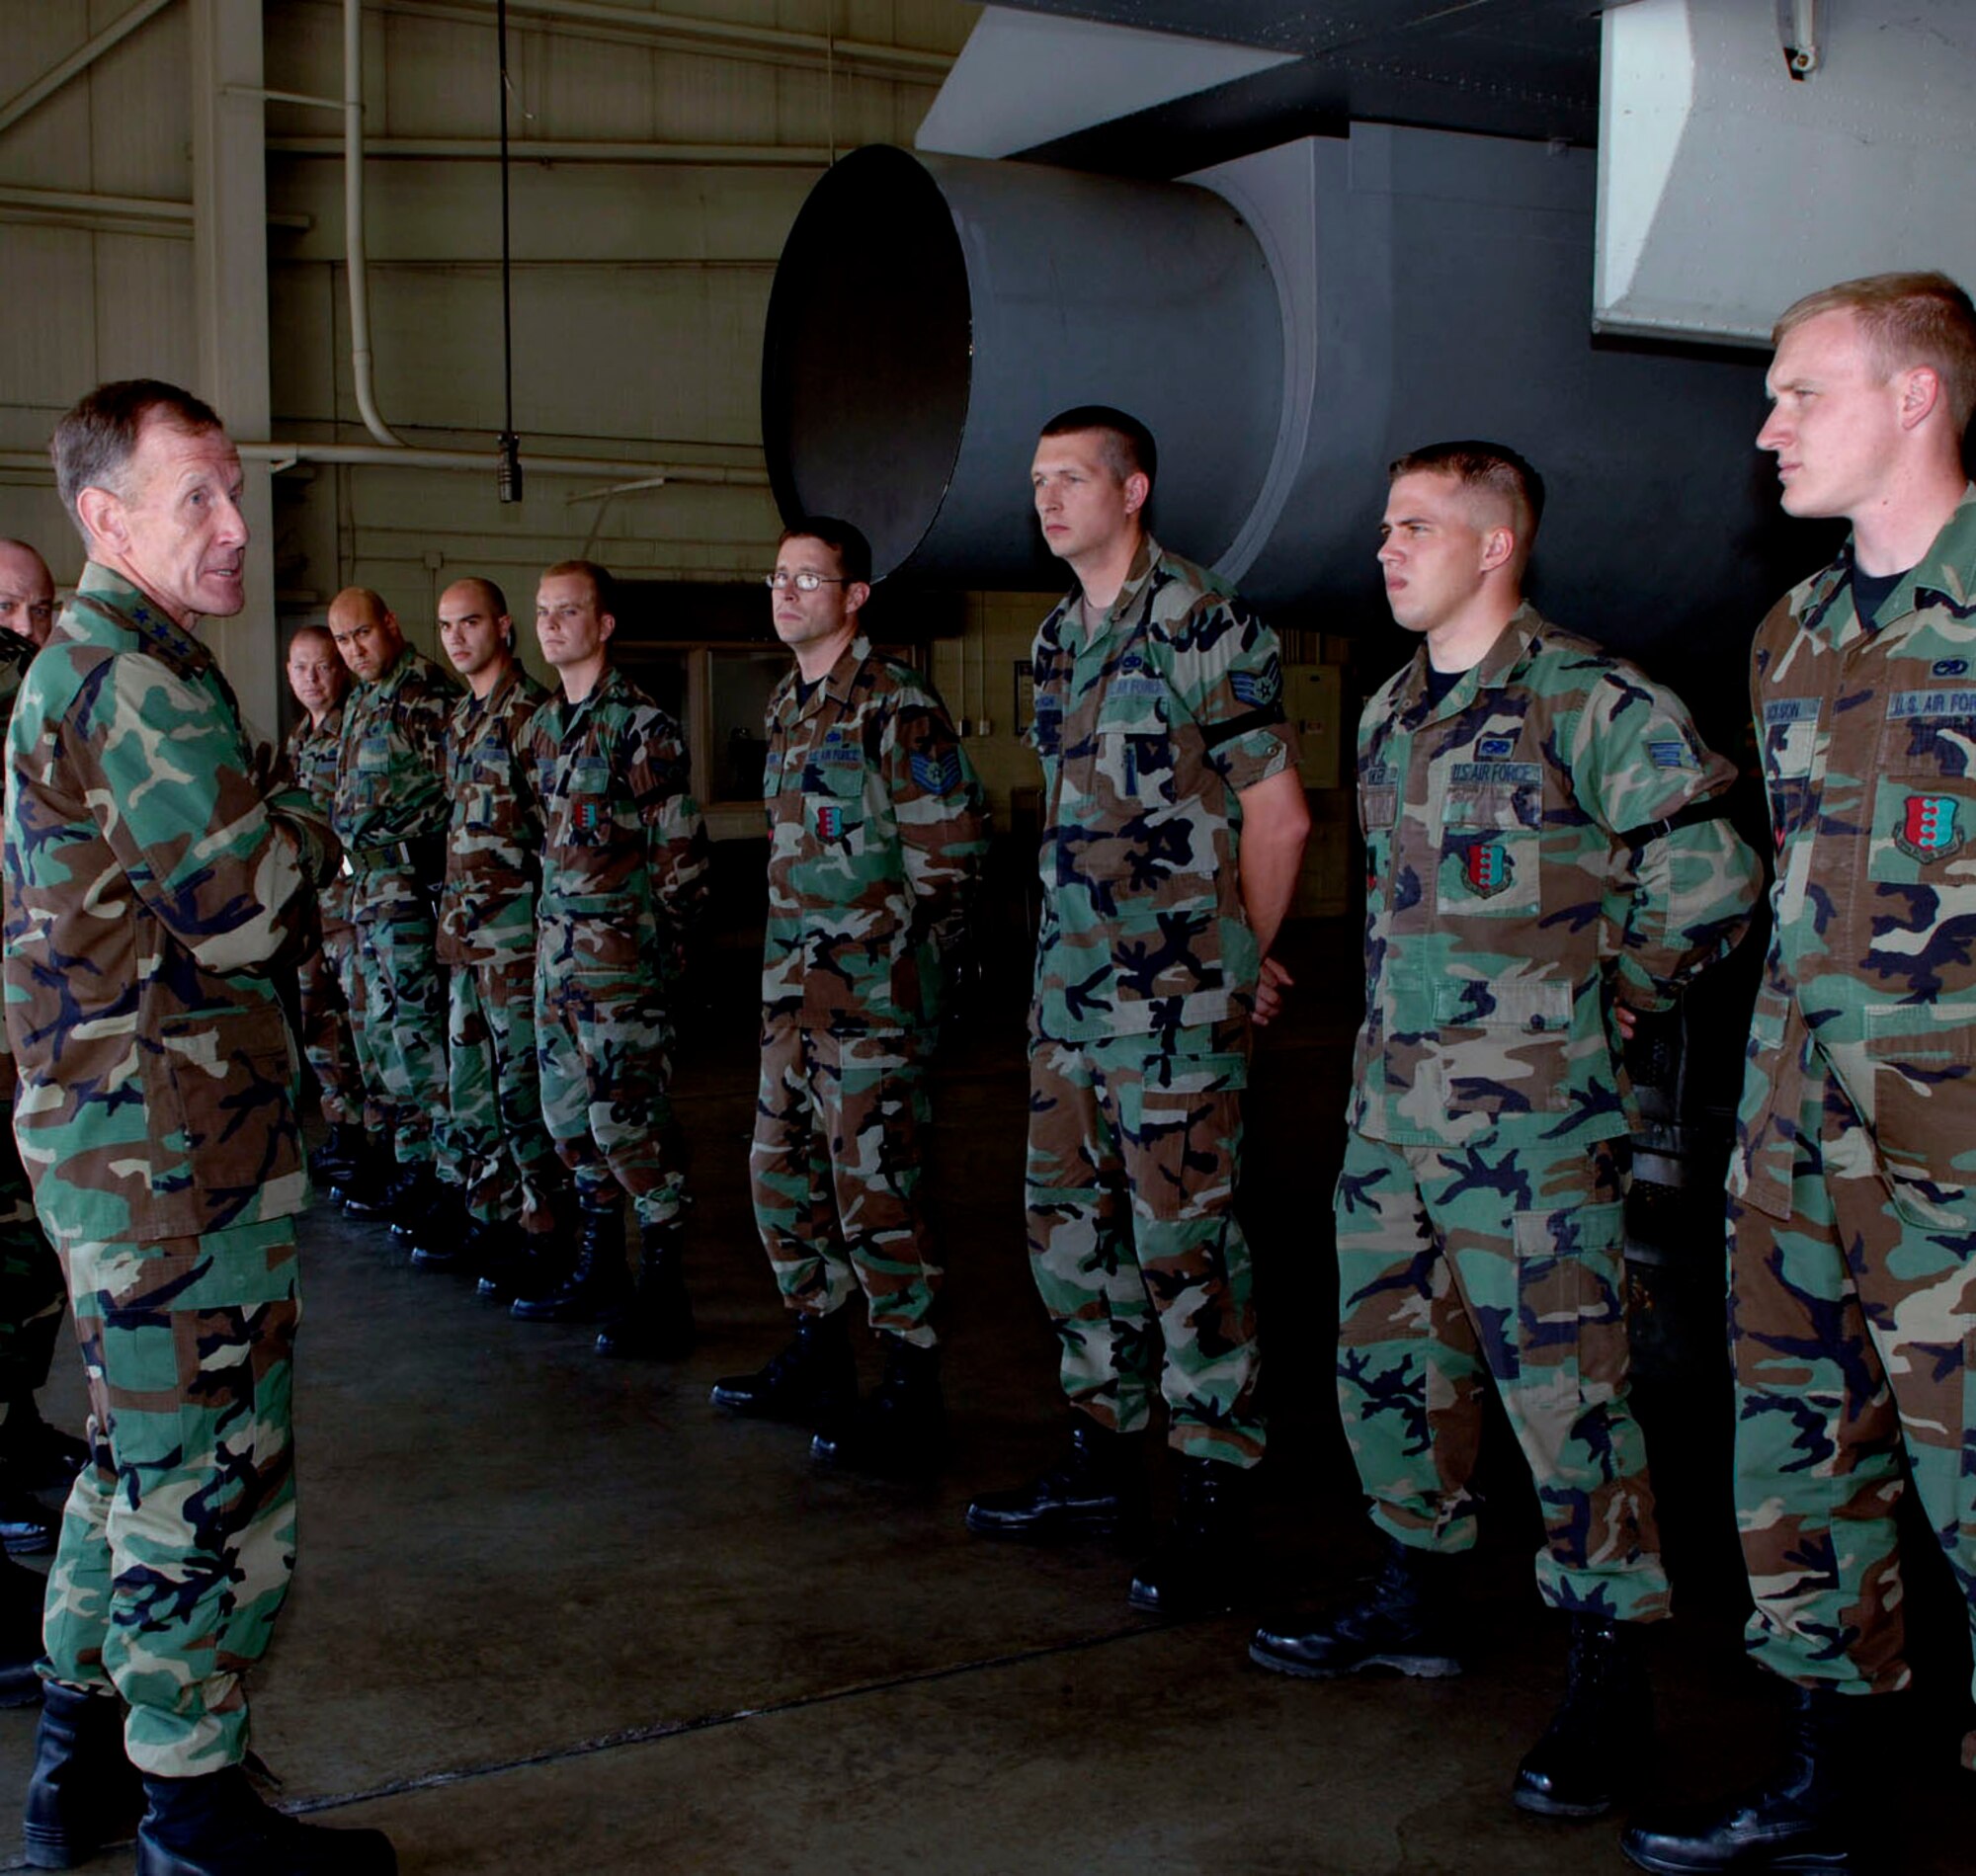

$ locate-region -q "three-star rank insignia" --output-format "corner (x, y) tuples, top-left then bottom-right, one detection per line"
(1463, 840), (1513, 897)
(815, 803), (845, 841)
(1897, 793), (1964, 862)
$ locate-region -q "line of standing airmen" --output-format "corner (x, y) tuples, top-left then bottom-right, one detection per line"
(0, 263), (1968, 1875)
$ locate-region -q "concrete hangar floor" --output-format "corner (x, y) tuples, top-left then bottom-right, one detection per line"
(0, 910), (1968, 1874)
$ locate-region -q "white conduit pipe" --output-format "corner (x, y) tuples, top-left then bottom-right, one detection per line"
(345, 0), (404, 448)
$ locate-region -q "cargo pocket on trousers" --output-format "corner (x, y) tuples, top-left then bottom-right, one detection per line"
(1127, 1050), (1248, 1224)
(1863, 1016), (1976, 1228)
(1512, 1201), (1626, 1392)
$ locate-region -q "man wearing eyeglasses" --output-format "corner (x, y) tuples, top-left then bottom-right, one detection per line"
(710, 520), (986, 1476)
(519, 560), (710, 1349)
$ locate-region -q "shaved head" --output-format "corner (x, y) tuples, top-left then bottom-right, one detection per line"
(0, 539), (56, 646)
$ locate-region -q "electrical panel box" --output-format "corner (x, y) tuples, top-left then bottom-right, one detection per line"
(1284, 663), (1342, 791)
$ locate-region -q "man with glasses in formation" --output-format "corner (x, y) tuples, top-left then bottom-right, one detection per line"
(712, 519), (986, 1475)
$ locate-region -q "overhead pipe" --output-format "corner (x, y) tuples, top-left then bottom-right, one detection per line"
(343, 0), (403, 448)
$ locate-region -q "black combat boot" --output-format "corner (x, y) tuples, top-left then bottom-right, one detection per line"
(595, 1221), (696, 1358)
(405, 1190), (477, 1268)
(965, 1418), (1147, 1540)
(811, 1334), (945, 1475)
(510, 1204), (626, 1324)
(1249, 1535), (1464, 1678)
(1621, 1684), (1861, 1873)
(341, 1160), (428, 1226)
(1126, 1455), (1251, 1616)
(134, 1766), (395, 1875)
(306, 1123), (366, 1187)
(23, 1680), (145, 1867)
(0, 1395), (88, 1491)
(1512, 1613), (1654, 1817)
(0, 1483), (55, 1558)
(391, 1175), (465, 1247)
(476, 1225), (552, 1304)
(0, 1550), (43, 1710)
(324, 1130), (382, 1206)
(710, 1308), (857, 1423)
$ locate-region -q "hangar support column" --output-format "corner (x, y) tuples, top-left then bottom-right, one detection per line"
(191, 0), (279, 731)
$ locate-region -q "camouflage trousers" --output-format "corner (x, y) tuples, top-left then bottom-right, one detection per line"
(1335, 1129), (1670, 1622)
(350, 906), (449, 1166)
(1026, 1023), (1263, 1468)
(446, 955), (562, 1234)
(0, 1101), (63, 1412)
(537, 975), (684, 1230)
(297, 926), (365, 1129)
(750, 1019), (938, 1346)
(42, 1219), (299, 1776)
(1730, 1055), (1976, 1740)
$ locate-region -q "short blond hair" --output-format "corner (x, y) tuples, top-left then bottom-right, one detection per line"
(1774, 271), (1976, 434)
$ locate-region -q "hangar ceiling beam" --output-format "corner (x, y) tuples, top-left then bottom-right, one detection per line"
(0, 0), (180, 139)
(377, 0), (953, 79)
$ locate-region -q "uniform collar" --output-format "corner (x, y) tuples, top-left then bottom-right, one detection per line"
(1801, 483), (1976, 643)
(1044, 534), (1162, 648)
(1391, 602), (1544, 723)
(68, 562), (214, 677)
(775, 633), (869, 721)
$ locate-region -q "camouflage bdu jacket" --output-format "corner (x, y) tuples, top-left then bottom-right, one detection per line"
(1353, 605), (1760, 1148)
(1739, 486), (1976, 1225)
(285, 702), (351, 932)
(438, 666), (547, 969)
(1, 564), (336, 1244)
(1028, 536), (1300, 1044)
(531, 662), (711, 988)
(0, 628), (36, 1103)
(334, 644), (453, 917)
(763, 634), (987, 1033)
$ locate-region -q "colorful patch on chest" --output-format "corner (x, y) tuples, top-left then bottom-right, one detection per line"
(815, 803), (846, 841)
(571, 799), (608, 835)
(1897, 793), (1964, 862)
(1462, 840), (1514, 897)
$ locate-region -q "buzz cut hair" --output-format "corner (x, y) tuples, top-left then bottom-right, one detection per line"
(287, 622), (335, 651)
(778, 517), (872, 587)
(447, 575), (510, 619)
(50, 379), (227, 541)
(1773, 270), (1976, 435)
(1388, 440), (1546, 547)
(541, 558), (618, 618)
(1039, 405), (1159, 491)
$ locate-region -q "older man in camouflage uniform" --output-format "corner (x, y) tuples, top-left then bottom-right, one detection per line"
(6, 380), (393, 1872)
(1248, 441), (1760, 1822)
(710, 519), (986, 1472)
(1624, 276), (1976, 1875)
(517, 560), (710, 1349)
(281, 625), (370, 1195)
(329, 587), (456, 1238)
(965, 407), (1310, 1616)
(422, 577), (563, 1288)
